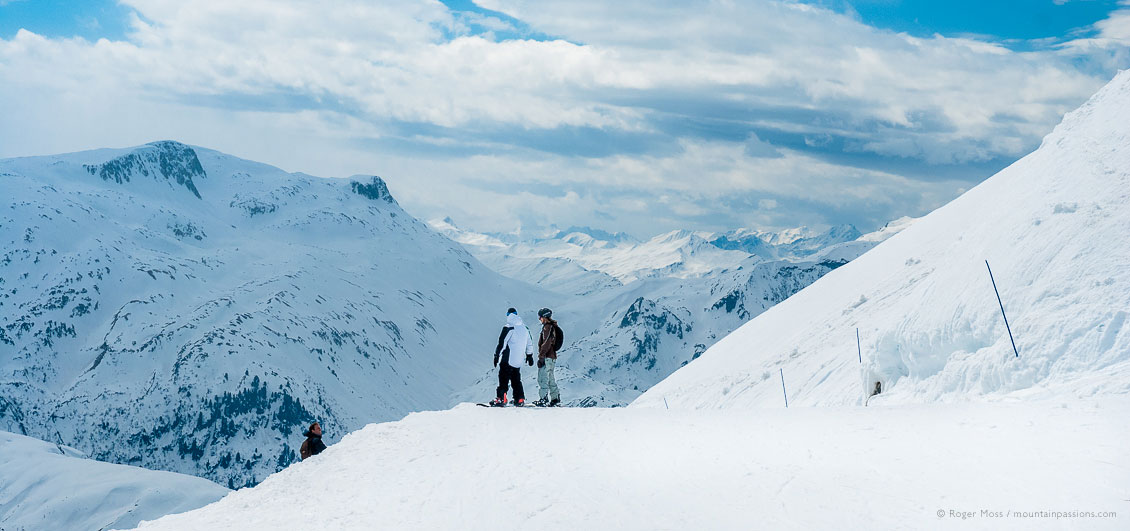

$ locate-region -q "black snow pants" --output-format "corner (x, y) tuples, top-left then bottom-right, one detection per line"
(496, 365), (525, 401)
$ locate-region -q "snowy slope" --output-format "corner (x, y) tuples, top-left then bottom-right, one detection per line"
(128, 400), (1129, 530)
(0, 430), (227, 531)
(635, 70), (1130, 410)
(0, 141), (542, 488)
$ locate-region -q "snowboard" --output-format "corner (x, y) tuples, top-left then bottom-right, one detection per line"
(475, 402), (554, 408)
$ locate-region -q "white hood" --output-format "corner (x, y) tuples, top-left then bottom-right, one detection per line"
(501, 313), (532, 368)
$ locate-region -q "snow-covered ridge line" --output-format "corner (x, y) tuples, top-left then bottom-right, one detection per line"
(0, 430), (227, 531)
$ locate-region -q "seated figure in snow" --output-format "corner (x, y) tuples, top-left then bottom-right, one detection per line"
(300, 421), (327, 460)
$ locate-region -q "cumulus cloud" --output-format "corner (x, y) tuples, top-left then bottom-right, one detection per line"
(0, 0), (1127, 236)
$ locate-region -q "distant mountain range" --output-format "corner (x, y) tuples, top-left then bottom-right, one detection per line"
(433, 216), (913, 406)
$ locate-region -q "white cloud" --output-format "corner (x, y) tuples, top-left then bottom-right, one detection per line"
(0, 0), (1127, 236)
(1093, 7), (1130, 39)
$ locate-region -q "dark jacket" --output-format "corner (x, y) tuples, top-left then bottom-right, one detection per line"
(495, 325), (513, 366)
(538, 319), (561, 360)
(302, 430), (326, 459)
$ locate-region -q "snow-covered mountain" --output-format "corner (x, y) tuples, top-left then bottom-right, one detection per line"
(635, 69), (1130, 410)
(0, 430), (227, 531)
(547, 225), (639, 245)
(709, 223), (864, 260)
(431, 219), (755, 286)
(432, 217), (883, 295)
(429, 217), (623, 297)
(437, 217), (909, 406)
(0, 141), (541, 488)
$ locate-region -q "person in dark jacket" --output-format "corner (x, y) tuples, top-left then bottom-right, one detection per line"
(300, 422), (327, 460)
(532, 308), (562, 407)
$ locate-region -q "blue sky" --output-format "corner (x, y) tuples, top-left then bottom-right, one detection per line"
(808, 0), (1122, 43)
(0, 0), (134, 41)
(1, 1), (1128, 237)
(0, 0), (548, 42)
(3, 0), (1120, 44)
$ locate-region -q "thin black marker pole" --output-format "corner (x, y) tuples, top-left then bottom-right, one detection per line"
(856, 328), (862, 364)
(986, 260), (1020, 358)
(663, 396), (669, 410)
(780, 368), (788, 408)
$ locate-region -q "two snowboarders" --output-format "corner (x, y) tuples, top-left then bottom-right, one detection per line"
(300, 421), (327, 460)
(532, 307), (563, 407)
(490, 308), (534, 407)
(488, 307), (565, 407)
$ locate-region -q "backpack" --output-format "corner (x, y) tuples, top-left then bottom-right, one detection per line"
(553, 324), (564, 351)
(300, 439), (311, 460)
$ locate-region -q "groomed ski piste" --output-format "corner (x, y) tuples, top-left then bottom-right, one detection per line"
(128, 72), (1130, 530)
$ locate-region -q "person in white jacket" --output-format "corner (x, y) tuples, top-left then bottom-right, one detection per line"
(490, 308), (534, 406)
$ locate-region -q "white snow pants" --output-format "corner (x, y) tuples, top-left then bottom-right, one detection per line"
(538, 357), (559, 401)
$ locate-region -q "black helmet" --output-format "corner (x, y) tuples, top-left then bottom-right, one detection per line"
(537, 308), (552, 319)
(506, 307), (517, 315)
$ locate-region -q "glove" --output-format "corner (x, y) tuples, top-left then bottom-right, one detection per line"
(537, 358), (545, 369)
(525, 354), (534, 366)
(493, 354), (499, 367)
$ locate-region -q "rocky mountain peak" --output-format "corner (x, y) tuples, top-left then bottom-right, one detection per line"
(82, 140), (205, 199)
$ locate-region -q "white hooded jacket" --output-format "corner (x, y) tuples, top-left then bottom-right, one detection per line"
(497, 313), (533, 369)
